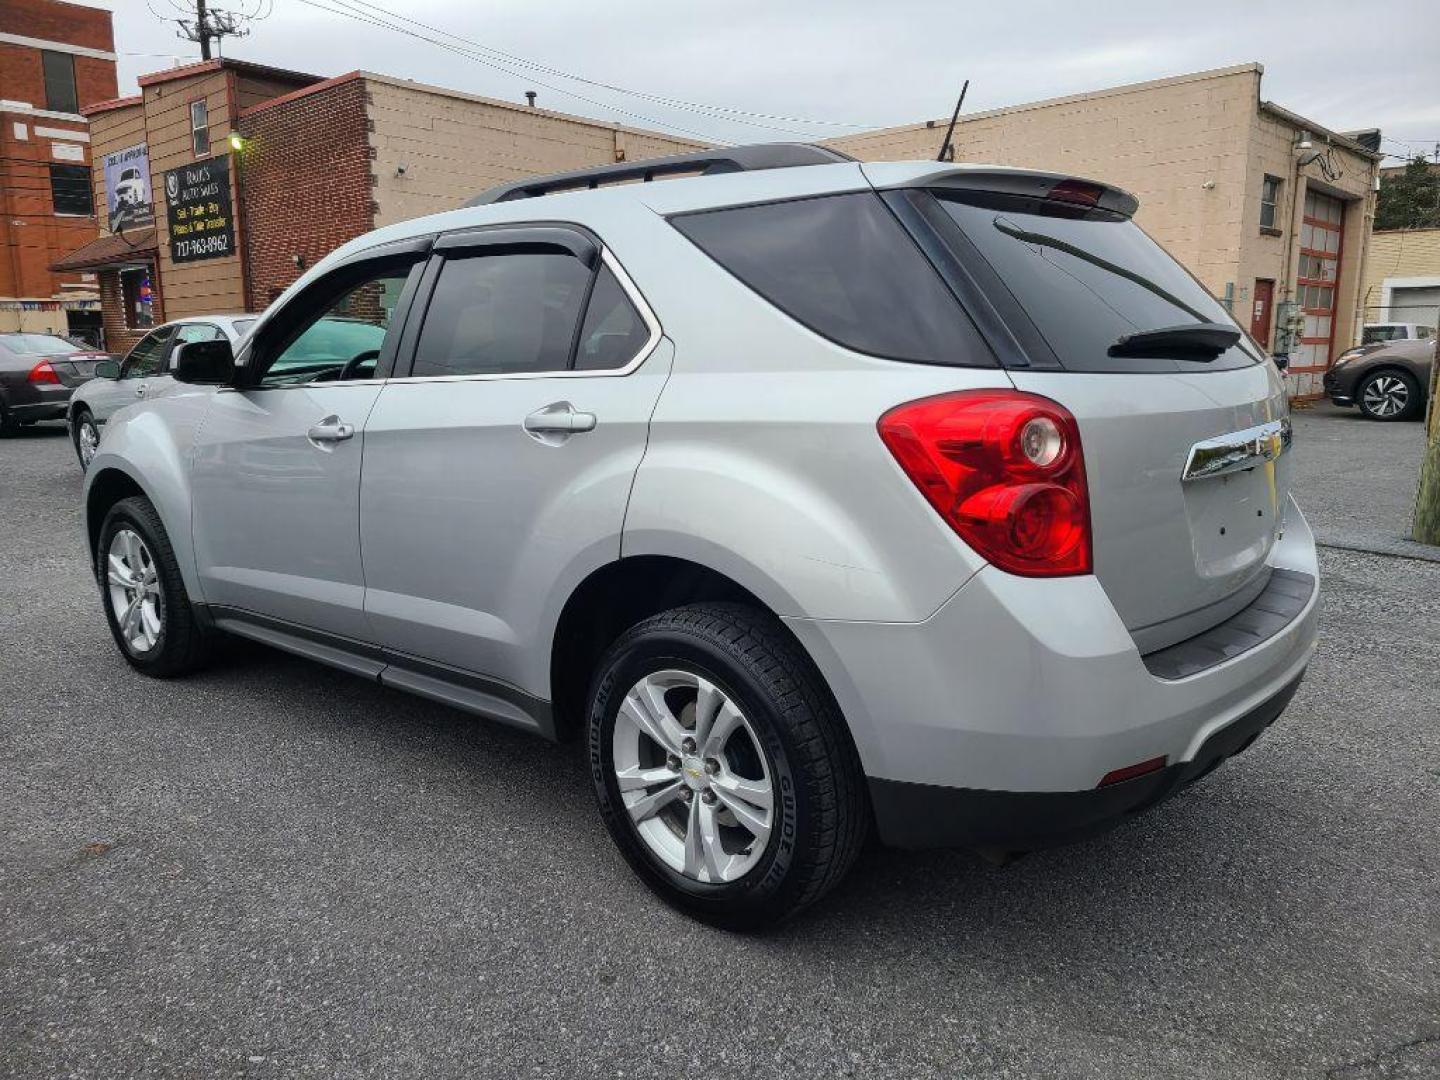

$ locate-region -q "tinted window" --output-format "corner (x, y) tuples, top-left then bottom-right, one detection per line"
(672, 192), (987, 365)
(123, 327), (175, 378)
(263, 270), (410, 386)
(42, 50), (77, 113)
(575, 265), (649, 370)
(412, 252), (591, 377)
(50, 164), (92, 216)
(1363, 325), (1403, 344)
(935, 191), (1254, 373)
(0, 333), (78, 355)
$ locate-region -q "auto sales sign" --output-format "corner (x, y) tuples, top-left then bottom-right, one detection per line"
(102, 143), (154, 232)
(163, 155), (236, 263)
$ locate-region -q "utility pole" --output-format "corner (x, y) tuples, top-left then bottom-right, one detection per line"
(1413, 335), (1440, 545)
(172, 1), (256, 61)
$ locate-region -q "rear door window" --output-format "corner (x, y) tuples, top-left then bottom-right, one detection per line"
(671, 192), (992, 366)
(412, 252), (591, 378)
(932, 191), (1257, 373)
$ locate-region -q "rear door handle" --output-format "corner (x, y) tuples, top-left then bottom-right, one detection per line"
(307, 415), (356, 443)
(523, 402), (597, 436)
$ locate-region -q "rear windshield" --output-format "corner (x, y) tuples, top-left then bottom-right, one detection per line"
(934, 192), (1257, 373)
(671, 192), (992, 366)
(1, 333), (79, 355)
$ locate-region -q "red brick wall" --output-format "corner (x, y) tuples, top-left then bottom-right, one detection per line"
(0, 112), (97, 302)
(98, 267), (159, 355)
(0, 0), (118, 111)
(238, 77), (374, 311)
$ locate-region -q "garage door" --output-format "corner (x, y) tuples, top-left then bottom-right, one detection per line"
(1389, 285), (1440, 329)
(1291, 189), (1344, 397)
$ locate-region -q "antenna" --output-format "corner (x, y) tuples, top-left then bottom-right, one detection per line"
(936, 80), (969, 163)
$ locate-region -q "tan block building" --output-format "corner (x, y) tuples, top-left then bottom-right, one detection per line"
(830, 63), (1383, 398)
(1360, 228), (1440, 329)
(54, 61), (702, 352)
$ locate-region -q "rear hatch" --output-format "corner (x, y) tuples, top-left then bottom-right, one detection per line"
(906, 180), (1290, 651)
(49, 351), (111, 387)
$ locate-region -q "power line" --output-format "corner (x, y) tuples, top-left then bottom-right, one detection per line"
(334, 0), (869, 132)
(291, 0), (728, 141)
(294, 0), (863, 141)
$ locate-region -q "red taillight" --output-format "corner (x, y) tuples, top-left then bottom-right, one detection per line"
(877, 389), (1092, 576)
(27, 360), (61, 385)
(1048, 179), (1105, 207)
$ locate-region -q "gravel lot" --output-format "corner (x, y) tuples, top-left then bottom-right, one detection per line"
(2, 415), (1438, 1080)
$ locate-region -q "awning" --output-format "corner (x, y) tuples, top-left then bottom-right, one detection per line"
(50, 229), (157, 273)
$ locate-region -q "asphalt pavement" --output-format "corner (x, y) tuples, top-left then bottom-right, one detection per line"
(2, 416), (1437, 1080)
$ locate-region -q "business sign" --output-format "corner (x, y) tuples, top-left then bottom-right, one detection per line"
(102, 142), (153, 232)
(163, 154), (235, 263)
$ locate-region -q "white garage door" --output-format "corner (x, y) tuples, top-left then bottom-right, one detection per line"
(1390, 285), (1440, 328)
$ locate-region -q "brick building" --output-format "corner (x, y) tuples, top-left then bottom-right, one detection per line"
(0, 0), (117, 340)
(54, 61), (702, 352)
(830, 64), (1384, 398)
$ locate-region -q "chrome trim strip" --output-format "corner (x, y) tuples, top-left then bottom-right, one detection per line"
(1181, 417), (1291, 482)
(383, 246), (662, 385)
(226, 246), (663, 393)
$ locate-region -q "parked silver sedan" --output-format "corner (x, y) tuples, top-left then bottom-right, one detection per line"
(68, 315), (256, 468)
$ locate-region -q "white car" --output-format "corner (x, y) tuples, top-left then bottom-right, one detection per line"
(68, 315), (256, 468)
(114, 167), (147, 209)
(1362, 322), (1434, 345)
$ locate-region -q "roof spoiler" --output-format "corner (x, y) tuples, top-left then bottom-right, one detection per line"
(873, 164), (1140, 218)
(465, 142), (857, 206)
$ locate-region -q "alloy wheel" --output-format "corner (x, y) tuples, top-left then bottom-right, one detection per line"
(106, 528), (163, 654)
(1362, 375), (1409, 418)
(612, 668), (775, 884)
(77, 417), (99, 467)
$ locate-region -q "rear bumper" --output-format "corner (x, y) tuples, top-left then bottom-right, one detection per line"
(784, 494), (1319, 849)
(868, 671), (1302, 849)
(7, 397), (70, 422)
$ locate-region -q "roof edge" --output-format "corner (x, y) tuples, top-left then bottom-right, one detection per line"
(81, 94), (142, 117)
(137, 58), (320, 91)
(237, 71), (365, 118)
(1259, 101), (1384, 161)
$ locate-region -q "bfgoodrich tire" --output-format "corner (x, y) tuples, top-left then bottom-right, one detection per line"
(587, 602), (867, 928)
(97, 495), (211, 677)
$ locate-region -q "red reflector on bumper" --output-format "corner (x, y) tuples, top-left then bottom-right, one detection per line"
(1098, 756), (1167, 787)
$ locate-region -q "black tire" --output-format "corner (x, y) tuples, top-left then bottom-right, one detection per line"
(97, 495), (211, 677)
(587, 602), (867, 928)
(1356, 369), (1423, 421)
(72, 408), (98, 469)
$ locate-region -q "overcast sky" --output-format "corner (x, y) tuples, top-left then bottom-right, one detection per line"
(91, 0), (1439, 163)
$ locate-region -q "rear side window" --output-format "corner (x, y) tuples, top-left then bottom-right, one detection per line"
(671, 193), (990, 366)
(933, 192), (1255, 373)
(575, 265), (650, 371)
(413, 252), (591, 378)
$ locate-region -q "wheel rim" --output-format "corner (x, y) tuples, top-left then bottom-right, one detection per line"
(106, 528), (163, 654)
(1362, 376), (1408, 417)
(612, 668), (775, 884)
(77, 419), (98, 466)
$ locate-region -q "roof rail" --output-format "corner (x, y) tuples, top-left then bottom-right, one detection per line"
(465, 142), (857, 206)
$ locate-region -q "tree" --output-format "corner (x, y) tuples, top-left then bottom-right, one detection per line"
(1375, 156), (1440, 231)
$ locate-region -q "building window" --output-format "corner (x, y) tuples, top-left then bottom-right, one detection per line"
(190, 100), (210, 157)
(50, 164), (92, 216)
(1260, 175), (1283, 232)
(41, 50), (78, 113)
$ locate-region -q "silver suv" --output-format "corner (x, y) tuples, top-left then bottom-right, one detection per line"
(83, 145), (1318, 926)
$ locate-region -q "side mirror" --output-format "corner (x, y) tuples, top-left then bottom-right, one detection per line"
(173, 338), (235, 385)
(94, 359), (120, 380)
(1272, 352), (1289, 371)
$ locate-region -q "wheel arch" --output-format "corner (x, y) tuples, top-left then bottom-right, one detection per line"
(548, 554), (849, 748)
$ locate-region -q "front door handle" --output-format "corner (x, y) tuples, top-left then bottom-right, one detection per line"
(523, 402), (597, 436)
(307, 415), (356, 443)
